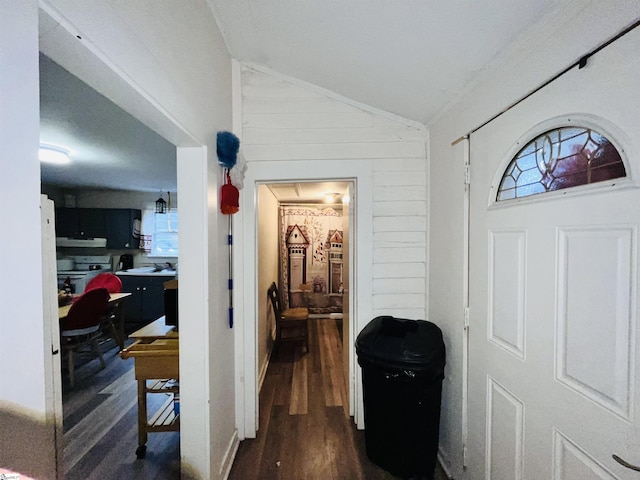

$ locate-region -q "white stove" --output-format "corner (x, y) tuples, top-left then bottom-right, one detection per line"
(57, 255), (113, 293)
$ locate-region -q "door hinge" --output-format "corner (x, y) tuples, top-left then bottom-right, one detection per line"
(464, 165), (471, 185)
(464, 307), (470, 329)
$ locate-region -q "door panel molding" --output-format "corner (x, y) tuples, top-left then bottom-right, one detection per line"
(555, 225), (636, 420)
(485, 376), (525, 480)
(488, 230), (527, 359)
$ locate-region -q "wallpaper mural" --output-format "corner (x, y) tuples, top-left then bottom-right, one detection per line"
(280, 205), (344, 314)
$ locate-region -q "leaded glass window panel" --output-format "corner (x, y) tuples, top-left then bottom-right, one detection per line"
(496, 126), (625, 201)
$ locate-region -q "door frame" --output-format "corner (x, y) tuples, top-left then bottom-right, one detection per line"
(234, 159), (373, 438)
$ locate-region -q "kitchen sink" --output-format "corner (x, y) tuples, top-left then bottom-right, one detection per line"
(126, 266), (157, 273)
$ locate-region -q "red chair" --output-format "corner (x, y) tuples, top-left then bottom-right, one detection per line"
(85, 273), (124, 349)
(85, 273), (122, 293)
(60, 288), (110, 388)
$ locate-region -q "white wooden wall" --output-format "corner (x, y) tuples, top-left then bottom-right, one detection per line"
(240, 65), (428, 321)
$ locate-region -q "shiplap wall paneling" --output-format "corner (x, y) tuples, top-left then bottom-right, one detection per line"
(241, 65), (428, 321)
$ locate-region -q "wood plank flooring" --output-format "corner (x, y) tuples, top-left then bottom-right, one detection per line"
(229, 318), (448, 480)
(62, 338), (180, 480)
(63, 320), (447, 479)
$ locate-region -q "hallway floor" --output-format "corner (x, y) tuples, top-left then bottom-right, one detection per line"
(229, 318), (448, 480)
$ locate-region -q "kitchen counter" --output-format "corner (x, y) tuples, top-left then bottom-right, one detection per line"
(115, 268), (177, 276)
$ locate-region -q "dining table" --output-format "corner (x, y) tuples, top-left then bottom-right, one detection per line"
(58, 292), (132, 350)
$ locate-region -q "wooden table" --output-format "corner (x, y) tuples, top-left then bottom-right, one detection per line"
(128, 316), (177, 340)
(58, 292), (132, 350)
(120, 317), (179, 459)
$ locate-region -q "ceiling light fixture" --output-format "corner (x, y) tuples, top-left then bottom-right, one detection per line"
(39, 144), (71, 164)
(323, 192), (341, 203)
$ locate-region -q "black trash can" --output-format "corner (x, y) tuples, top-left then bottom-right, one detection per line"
(356, 315), (446, 479)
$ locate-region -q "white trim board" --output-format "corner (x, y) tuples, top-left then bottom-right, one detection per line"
(234, 159), (373, 438)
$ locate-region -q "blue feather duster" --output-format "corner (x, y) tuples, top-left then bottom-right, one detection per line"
(217, 131), (240, 168)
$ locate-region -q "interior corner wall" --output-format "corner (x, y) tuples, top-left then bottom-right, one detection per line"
(427, 121), (467, 476)
(0, 1), (57, 478)
(207, 150), (239, 479)
(176, 146), (213, 479)
(257, 185), (279, 382)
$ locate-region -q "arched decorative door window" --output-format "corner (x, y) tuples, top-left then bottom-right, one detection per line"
(496, 126), (626, 201)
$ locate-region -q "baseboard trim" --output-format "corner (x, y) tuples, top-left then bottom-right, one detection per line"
(220, 429), (240, 479)
(258, 345), (273, 392)
(437, 448), (454, 479)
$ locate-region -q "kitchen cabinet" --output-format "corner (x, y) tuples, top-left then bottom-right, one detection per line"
(55, 208), (105, 238)
(55, 208), (141, 249)
(104, 208), (141, 249)
(118, 274), (175, 332)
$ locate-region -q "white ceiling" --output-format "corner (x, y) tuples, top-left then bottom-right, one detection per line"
(39, 54), (177, 192)
(210, 0), (562, 125)
(38, 0), (565, 195)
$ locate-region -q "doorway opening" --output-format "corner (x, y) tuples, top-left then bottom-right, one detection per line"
(236, 158), (373, 439)
(256, 180), (353, 423)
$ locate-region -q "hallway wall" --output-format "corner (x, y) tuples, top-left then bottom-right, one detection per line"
(0, 2), (55, 479)
(257, 185), (280, 383)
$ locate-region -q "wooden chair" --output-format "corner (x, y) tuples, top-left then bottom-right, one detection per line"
(268, 282), (310, 353)
(85, 273), (124, 349)
(60, 288), (111, 388)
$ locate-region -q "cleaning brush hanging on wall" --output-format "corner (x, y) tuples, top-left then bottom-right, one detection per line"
(218, 131), (240, 215)
(217, 131), (246, 328)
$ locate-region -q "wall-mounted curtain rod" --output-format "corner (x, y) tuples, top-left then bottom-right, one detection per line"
(452, 17), (640, 146)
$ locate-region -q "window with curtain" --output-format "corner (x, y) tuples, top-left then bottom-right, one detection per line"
(141, 208), (179, 256)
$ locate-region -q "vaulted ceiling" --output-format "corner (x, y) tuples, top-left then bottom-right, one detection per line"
(39, 0), (564, 194)
(210, 0), (560, 125)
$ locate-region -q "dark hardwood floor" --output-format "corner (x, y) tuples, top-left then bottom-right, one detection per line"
(62, 337), (180, 480)
(62, 319), (447, 479)
(229, 318), (447, 480)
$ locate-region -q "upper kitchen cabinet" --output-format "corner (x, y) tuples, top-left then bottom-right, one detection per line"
(55, 207), (106, 238)
(55, 207), (141, 249)
(104, 208), (141, 249)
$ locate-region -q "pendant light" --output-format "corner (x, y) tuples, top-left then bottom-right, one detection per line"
(155, 192), (167, 214)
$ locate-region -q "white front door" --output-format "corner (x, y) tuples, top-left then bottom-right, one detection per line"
(467, 29), (640, 479)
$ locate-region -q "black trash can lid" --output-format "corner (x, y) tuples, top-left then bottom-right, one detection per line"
(355, 316), (446, 373)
